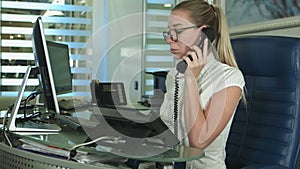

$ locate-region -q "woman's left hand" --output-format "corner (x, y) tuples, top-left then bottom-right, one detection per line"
(182, 38), (209, 78)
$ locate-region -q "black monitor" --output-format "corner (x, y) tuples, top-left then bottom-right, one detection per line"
(32, 17), (60, 113)
(6, 17), (62, 132)
(47, 41), (72, 95)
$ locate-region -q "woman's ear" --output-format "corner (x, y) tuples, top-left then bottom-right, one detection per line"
(198, 25), (208, 31)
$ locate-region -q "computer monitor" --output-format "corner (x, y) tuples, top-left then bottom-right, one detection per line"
(32, 17), (60, 113)
(6, 17), (62, 132)
(47, 41), (72, 95)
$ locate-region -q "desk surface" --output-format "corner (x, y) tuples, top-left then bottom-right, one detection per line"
(15, 125), (204, 163)
(1, 107), (204, 168)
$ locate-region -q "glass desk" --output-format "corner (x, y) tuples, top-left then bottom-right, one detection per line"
(1, 106), (204, 168)
(1, 124), (204, 169)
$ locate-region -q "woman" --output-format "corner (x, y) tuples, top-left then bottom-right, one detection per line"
(159, 0), (245, 168)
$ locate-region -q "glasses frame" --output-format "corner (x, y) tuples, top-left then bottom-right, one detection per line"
(163, 25), (199, 42)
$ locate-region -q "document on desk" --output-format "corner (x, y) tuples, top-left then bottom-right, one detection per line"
(19, 138), (71, 158)
(18, 138), (124, 168)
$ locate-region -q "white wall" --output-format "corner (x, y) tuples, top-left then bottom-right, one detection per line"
(92, 0), (144, 104)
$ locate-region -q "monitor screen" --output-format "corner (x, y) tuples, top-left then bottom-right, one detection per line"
(32, 17), (60, 113)
(47, 41), (72, 95)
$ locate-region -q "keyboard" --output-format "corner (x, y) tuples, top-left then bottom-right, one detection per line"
(58, 99), (90, 111)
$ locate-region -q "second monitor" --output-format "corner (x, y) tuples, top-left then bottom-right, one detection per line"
(47, 41), (72, 96)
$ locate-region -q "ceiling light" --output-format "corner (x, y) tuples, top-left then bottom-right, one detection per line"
(164, 4), (172, 8)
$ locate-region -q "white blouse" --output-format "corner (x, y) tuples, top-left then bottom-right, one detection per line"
(160, 53), (245, 169)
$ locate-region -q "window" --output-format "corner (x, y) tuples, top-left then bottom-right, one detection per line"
(143, 0), (176, 96)
(0, 0), (178, 101)
(0, 0), (92, 96)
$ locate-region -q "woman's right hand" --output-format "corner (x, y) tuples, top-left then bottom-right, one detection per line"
(182, 38), (209, 79)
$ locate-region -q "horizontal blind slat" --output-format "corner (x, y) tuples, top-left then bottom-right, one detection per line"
(1, 14), (92, 24)
(1, 53), (91, 61)
(146, 55), (174, 62)
(1, 40), (91, 48)
(71, 68), (91, 74)
(2, 1), (92, 12)
(2, 27), (92, 37)
(1, 79), (39, 86)
(147, 0), (174, 5)
(1, 53), (34, 60)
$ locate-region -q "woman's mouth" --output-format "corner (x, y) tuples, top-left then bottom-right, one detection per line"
(170, 48), (178, 54)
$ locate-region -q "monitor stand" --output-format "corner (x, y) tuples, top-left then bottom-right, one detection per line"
(6, 66), (61, 132)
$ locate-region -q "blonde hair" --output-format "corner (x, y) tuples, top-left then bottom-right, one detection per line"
(173, 0), (246, 102)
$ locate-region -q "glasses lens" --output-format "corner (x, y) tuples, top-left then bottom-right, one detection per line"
(169, 29), (177, 41)
(163, 31), (168, 41)
(163, 29), (178, 42)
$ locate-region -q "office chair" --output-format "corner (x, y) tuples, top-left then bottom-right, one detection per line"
(226, 36), (300, 169)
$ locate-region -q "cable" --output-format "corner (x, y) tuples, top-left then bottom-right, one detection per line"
(173, 72), (180, 138)
(22, 90), (42, 121)
(67, 136), (116, 160)
(1, 87), (41, 147)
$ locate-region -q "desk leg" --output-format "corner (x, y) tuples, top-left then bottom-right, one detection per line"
(174, 162), (186, 169)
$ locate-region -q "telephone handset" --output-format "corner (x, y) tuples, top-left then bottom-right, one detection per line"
(173, 27), (216, 138)
(176, 27), (216, 74)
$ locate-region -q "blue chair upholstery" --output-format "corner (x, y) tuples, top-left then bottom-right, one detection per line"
(226, 36), (300, 169)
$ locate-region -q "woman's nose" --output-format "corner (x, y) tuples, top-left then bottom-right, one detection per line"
(165, 36), (174, 43)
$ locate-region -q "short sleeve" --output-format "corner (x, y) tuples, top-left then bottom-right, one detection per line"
(214, 67), (245, 94)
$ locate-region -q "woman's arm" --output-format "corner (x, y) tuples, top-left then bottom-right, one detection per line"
(182, 40), (242, 149)
(184, 75), (242, 149)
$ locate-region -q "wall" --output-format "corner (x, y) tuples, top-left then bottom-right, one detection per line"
(229, 16), (300, 38)
(92, 0), (144, 104)
(232, 27), (300, 38)
(214, 0), (300, 38)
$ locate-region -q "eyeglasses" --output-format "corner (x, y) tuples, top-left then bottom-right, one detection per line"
(163, 25), (198, 42)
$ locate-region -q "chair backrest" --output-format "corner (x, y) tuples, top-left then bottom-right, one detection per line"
(226, 36), (300, 169)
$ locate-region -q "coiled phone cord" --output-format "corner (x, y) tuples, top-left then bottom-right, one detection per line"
(173, 73), (180, 138)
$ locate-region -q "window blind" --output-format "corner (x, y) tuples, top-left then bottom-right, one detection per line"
(0, 0), (92, 96)
(144, 0), (175, 96)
